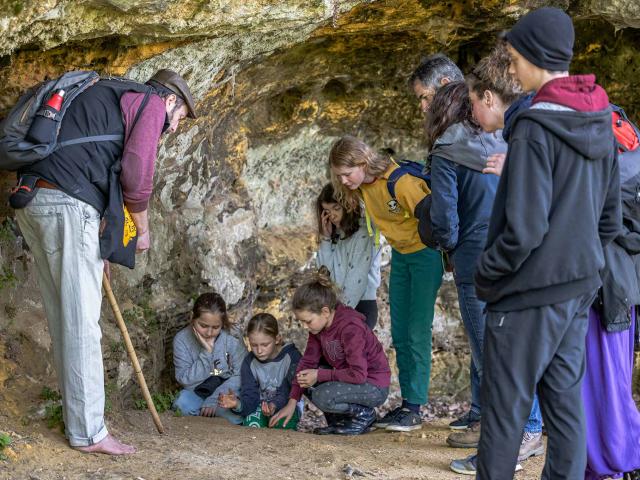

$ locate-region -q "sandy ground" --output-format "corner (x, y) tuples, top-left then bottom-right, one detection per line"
(0, 410), (545, 480)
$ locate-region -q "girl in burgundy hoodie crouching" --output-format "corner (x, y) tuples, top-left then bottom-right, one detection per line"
(269, 268), (390, 435)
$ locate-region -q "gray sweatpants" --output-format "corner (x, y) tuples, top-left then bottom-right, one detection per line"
(311, 381), (388, 413)
(476, 291), (596, 480)
(16, 189), (107, 447)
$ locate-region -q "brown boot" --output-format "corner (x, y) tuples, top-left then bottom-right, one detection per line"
(446, 421), (480, 448)
(518, 431), (545, 462)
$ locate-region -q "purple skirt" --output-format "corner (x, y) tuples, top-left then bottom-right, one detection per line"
(584, 307), (640, 479)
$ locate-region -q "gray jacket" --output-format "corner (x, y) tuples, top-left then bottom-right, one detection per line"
(317, 219), (381, 306)
(173, 327), (247, 408)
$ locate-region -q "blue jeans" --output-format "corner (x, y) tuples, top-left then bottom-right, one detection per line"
(173, 389), (242, 425)
(458, 283), (543, 431)
(457, 283), (484, 418)
(525, 395), (543, 433)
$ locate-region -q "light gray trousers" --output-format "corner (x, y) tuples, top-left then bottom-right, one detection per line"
(16, 189), (108, 447)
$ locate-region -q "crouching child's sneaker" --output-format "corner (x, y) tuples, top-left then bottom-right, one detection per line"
(333, 404), (376, 435)
(385, 408), (422, 432)
(450, 454), (523, 476)
(518, 431), (545, 462)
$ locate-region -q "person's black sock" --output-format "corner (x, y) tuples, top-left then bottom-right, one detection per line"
(403, 401), (420, 414)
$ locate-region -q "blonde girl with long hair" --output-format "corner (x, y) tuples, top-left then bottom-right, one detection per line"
(329, 135), (443, 432)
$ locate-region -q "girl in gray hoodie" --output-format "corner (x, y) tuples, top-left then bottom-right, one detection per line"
(172, 292), (247, 424)
(316, 183), (381, 329)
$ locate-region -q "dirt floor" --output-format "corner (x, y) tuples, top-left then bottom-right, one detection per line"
(0, 409), (546, 480)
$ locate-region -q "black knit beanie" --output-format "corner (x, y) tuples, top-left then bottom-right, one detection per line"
(505, 7), (574, 72)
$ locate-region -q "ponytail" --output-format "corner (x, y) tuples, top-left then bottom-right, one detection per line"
(292, 266), (338, 313)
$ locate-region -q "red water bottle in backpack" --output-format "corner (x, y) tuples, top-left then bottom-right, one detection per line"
(46, 89), (65, 111)
(25, 89), (66, 145)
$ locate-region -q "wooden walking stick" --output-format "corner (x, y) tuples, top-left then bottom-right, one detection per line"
(102, 272), (165, 434)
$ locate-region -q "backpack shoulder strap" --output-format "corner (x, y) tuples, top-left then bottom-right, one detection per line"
(129, 89), (152, 132)
(386, 159), (407, 201)
(55, 88), (152, 151)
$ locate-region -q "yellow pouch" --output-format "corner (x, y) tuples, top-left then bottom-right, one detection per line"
(123, 205), (137, 247)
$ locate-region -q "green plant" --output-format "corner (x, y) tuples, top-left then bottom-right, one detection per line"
(134, 391), (178, 414)
(0, 267), (17, 291)
(0, 432), (11, 449)
(0, 221), (14, 243)
(44, 404), (64, 432)
(109, 340), (124, 354)
(0, 432), (11, 462)
(122, 302), (159, 331)
(39, 387), (61, 401)
(104, 382), (117, 414)
(40, 387), (64, 432)
(122, 306), (143, 324)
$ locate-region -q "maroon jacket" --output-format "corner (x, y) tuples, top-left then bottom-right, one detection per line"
(289, 304), (390, 401)
(119, 92), (166, 213)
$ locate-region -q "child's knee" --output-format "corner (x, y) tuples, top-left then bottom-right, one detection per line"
(311, 386), (335, 412)
(173, 390), (201, 416)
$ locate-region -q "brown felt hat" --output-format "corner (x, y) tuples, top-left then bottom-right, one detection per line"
(148, 69), (197, 119)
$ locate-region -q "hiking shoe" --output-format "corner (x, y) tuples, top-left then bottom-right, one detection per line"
(313, 412), (347, 435)
(385, 408), (422, 432)
(334, 404), (376, 435)
(518, 431), (545, 462)
(446, 420), (480, 448)
(449, 411), (480, 431)
(450, 454), (523, 475)
(373, 406), (402, 428)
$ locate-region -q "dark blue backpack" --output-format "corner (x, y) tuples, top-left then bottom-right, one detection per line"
(0, 71), (152, 172)
(385, 159), (431, 201)
(385, 159), (436, 249)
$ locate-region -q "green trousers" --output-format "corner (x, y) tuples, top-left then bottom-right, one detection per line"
(389, 247), (443, 405)
(243, 406), (299, 430)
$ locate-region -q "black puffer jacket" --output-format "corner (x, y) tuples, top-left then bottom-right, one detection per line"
(596, 128), (640, 331)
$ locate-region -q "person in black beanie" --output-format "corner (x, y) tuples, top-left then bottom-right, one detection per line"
(474, 6), (622, 480)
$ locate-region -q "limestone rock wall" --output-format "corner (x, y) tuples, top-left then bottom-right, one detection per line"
(0, 0), (639, 415)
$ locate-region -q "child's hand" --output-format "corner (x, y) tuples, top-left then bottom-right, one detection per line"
(269, 399), (297, 428)
(192, 326), (213, 353)
(261, 401), (276, 417)
(320, 210), (333, 239)
(218, 389), (238, 409)
(296, 369), (318, 388)
(200, 405), (216, 417)
(483, 153), (506, 177)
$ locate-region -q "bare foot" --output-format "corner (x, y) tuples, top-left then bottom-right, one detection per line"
(74, 434), (136, 455)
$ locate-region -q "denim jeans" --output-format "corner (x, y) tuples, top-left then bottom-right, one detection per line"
(15, 189), (108, 447)
(456, 283), (484, 418)
(173, 389), (242, 424)
(525, 395), (543, 433)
